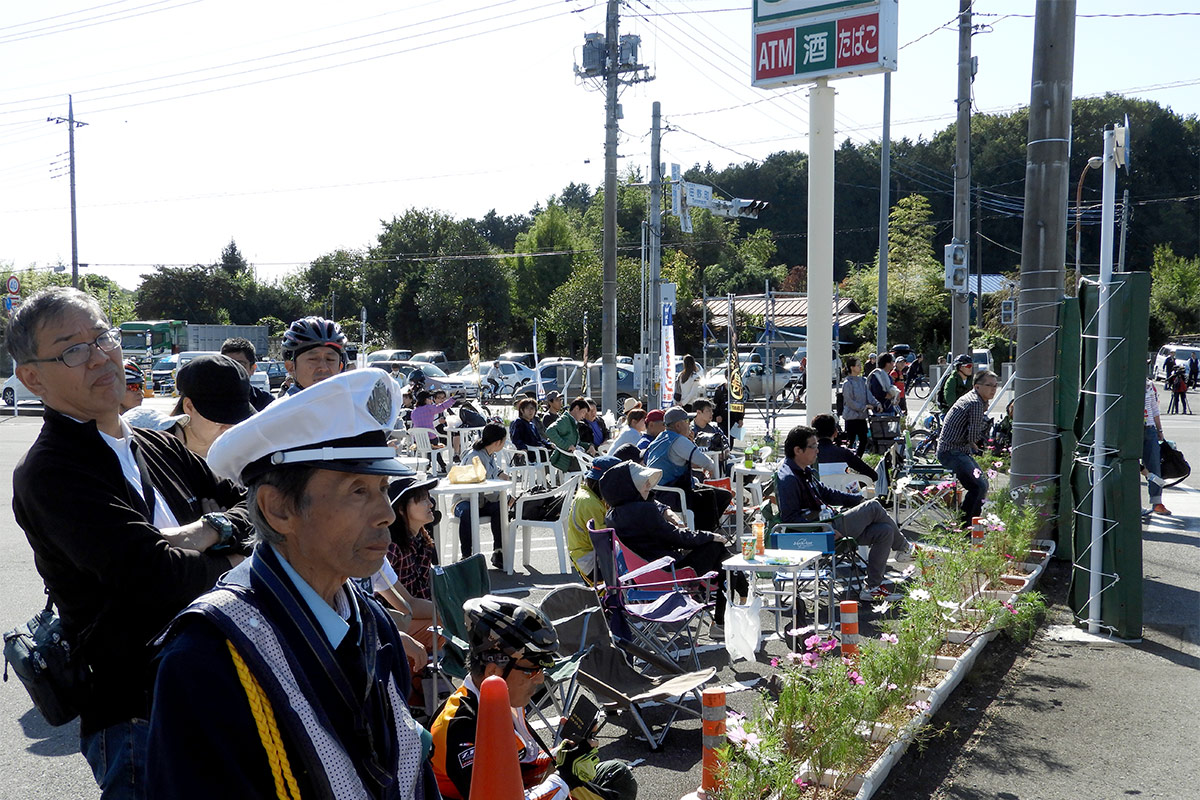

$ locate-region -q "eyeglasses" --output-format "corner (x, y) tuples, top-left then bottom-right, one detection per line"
(805, 443), (819, 450)
(510, 663), (544, 678)
(26, 327), (120, 368)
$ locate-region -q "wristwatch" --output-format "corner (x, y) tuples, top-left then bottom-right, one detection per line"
(202, 512), (236, 553)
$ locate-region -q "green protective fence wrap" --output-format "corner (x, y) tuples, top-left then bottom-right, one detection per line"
(1055, 297), (1082, 561)
(1068, 273), (1150, 640)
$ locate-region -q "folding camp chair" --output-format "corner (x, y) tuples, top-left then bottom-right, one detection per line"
(587, 523), (715, 670)
(891, 462), (961, 536)
(429, 554), (490, 692)
(539, 584), (716, 751)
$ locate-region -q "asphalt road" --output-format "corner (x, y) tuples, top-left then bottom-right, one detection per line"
(1, 396), (1197, 799)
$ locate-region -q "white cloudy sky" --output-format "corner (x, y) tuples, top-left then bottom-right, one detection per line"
(1, 0), (1196, 288)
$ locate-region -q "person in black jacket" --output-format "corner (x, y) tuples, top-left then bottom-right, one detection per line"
(220, 336), (274, 412)
(509, 396), (551, 451)
(811, 413), (877, 482)
(599, 461), (742, 627)
(8, 287), (251, 799)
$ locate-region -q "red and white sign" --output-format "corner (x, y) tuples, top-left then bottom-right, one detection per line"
(752, 0), (895, 89)
(5, 275), (18, 295)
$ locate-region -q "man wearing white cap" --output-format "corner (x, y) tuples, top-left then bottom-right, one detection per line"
(147, 370), (435, 800)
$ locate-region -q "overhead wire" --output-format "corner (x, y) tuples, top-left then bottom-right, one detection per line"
(0, 0), (204, 45)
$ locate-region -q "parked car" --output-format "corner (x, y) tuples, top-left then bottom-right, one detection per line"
(150, 353), (180, 391)
(369, 360), (467, 395)
(971, 348), (994, 375)
(259, 360), (288, 390)
(367, 348), (413, 364)
(702, 361), (802, 401)
(536, 360), (637, 406)
(495, 352), (538, 369)
(410, 351), (448, 364)
(456, 360), (537, 397)
(1153, 342), (1200, 381)
(2, 374), (40, 407)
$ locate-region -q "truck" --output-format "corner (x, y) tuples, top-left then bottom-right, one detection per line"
(119, 321), (270, 364)
(119, 320), (187, 362)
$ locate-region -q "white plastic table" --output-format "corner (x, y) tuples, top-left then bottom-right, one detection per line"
(430, 478), (513, 566)
(723, 548), (826, 650)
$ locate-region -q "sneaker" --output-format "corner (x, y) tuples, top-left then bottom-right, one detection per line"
(860, 585), (902, 603)
(894, 546), (915, 564)
(1152, 503), (1172, 516)
(491, 550), (505, 570)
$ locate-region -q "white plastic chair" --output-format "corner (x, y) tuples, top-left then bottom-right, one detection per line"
(651, 485), (696, 530)
(409, 428), (447, 476)
(508, 475), (581, 574)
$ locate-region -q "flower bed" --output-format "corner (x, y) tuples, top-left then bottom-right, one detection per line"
(715, 489), (1052, 799)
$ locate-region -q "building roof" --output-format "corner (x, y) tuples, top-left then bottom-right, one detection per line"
(699, 295), (865, 330)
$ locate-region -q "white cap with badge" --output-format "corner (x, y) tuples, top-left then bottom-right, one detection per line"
(208, 369), (414, 486)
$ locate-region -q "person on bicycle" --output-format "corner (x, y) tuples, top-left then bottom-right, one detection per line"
(940, 354), (974, 412)
(905, 354), (926, 385)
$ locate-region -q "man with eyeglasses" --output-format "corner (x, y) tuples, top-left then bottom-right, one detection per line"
(776, 425), (914, 603)
(9, 287), (251, 800)
(938, 370), (1001, 524)
(431, 595), (636, 800)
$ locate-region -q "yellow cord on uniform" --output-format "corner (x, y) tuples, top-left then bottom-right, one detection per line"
(227, 639), (302, 800)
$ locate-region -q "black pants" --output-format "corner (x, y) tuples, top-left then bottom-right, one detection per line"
(676, 540), (747, 625)
(459, 500), (503, 556)
(844, 419), (869, 456)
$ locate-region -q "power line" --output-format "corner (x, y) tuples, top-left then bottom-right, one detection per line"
(0, 0), (204, 46)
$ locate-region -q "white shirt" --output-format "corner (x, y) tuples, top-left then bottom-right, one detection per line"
(96, 417), (181, 530)
(610, 426), (644, 453)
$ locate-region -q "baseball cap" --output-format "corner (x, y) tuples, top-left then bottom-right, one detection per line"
(645, 409), (665, 424)
(663, 406), (692, 426)
(175, 354), (255, 426)
(587, 455), (622, 482)
(544, 390), (562, 404)
(208, 369), (414, 485)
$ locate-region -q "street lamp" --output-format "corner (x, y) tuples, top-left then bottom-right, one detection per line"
(1075, 155), (1104, 273)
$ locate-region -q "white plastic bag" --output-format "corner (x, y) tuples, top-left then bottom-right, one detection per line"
(724, 592), (762, 662)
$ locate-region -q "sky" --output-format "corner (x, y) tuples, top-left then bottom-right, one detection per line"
(1, 0), (1197, 290)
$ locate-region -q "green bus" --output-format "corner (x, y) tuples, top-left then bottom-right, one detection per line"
(120, 320), (187, 363)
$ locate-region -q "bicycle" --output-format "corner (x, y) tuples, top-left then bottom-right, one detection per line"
(907, 374), (932, 399)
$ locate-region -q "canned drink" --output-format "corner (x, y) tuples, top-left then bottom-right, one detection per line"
(741, 537), (756, 560)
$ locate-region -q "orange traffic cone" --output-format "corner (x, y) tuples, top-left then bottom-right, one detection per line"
(468, 675), (524, 800)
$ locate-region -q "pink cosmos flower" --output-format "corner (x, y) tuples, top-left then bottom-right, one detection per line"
(905, 699), (931, 712)
(793, 777), (810, 788)
(800, 652), (820, 668)
(819, 638), (838, 653)
(770, 657), (779, 668)
(880, 633), (899, 644)
(804, 634), (823, 651)
(847, 670), (865, 686)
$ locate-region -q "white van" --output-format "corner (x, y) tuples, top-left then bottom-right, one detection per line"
(972, 348), (994, 374)
(1153, 343), (1200, 381)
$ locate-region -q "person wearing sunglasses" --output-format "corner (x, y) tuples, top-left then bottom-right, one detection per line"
(431, 595), (636, 800)
(938, 370), (1002, 524)
(8, 287), (251, 799)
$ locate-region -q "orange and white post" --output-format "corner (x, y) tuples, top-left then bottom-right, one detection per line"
(840, 600), (860, 658)
(681, 688), (726, 800)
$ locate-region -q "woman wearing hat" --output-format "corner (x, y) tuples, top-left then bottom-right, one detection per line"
(382, 476), (440, 652)
(167, 354), (257, 458)
(566, 455), (621, 581)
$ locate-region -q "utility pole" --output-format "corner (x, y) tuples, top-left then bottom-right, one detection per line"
(648, 102), (663, 409)
(48, 95), (87, 288)
(877, 72), (891, 356)
(1011, 0), (1076, 494)
(976, 190), (983, 318)
(578, 5), (650, 414)
(601, 0), (620, 416)
(950, 0), (973, 358)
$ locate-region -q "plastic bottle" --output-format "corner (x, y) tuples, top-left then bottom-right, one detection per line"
(752, 512), (766, 556)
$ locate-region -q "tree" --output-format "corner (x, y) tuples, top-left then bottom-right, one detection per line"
(417, 254), (511, 358)
(218, 239), (249, 277)
(841, 194), (950, 354)
(507, 203), (591, 339)
(1148, 244), (1200, 346)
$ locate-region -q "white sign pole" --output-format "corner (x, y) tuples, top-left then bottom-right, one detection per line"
(660, 283), (677, 407)
(806, 78), (835, 419)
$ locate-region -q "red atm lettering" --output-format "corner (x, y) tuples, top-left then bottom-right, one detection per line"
(756, 28), (795, 80)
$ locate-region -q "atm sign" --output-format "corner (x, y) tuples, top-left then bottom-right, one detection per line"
(753, 10), (889, 87)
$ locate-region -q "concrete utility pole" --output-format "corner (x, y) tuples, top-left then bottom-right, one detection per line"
(600, 0), (620, 415)
(48, 95), (87, 288)
(648, 102), (663, 409)
(950, 0), (973, 358)
(877, 72), (891, 356)
(807, 79), (834, 420)
(1011, 0), (1076, 494)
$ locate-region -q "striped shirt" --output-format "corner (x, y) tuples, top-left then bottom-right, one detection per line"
(937, 389), (990, 457)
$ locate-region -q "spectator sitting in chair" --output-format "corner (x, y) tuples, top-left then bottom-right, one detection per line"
(608, 408), (647, 459)
(637, 409), (665, 452)
(600, 461), (743, 628)
(566, 455), (622, 581)
(811, 413), (877, 483)
(541, 391), (564, 430)
(430, 595), (636, 800)
(577, 399), (609, 451)
(776, 425), (914, 603)
(644, 406), (733, 532)
(937, 370), (1000, 525)
(510, 396), (552, 452)
(547, 396), (590, 472)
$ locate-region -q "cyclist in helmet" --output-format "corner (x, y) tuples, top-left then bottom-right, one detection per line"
(940, 353), (974, 412)
(280, 315), (348, 395)
(430, 595), (636, 800)
(120, 359), (145, 413)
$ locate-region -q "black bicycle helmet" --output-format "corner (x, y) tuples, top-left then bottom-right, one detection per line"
(281, 316), (348, 362)
(464, 595), (559, 669)
(953, 353), (973, 367)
